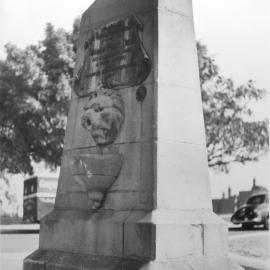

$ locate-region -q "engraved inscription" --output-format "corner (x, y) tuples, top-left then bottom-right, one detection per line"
(74, 15), (151, 96)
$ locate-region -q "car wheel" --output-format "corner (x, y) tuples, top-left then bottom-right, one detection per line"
(264, 218), (269, 230)
(242, 223), (253, 230)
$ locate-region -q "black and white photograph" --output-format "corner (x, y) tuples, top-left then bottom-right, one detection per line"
(0, 0), (269, 269)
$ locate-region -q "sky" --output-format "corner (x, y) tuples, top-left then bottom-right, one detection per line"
(0, 0), (269, 199)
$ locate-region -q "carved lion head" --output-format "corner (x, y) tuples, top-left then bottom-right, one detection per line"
(81, 89), (124, 146)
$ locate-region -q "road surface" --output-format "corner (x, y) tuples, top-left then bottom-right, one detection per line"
(0, 233), (39, 270)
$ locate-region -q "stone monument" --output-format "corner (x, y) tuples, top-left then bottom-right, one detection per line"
(24, 0), (242, 269)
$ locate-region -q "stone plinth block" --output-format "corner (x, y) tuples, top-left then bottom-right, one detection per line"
(24, 0), (242, 269)
(24, 209), (242, 270)
(24, 251), (242, 270)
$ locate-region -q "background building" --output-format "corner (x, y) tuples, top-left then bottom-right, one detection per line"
(212, 178), (268, 215)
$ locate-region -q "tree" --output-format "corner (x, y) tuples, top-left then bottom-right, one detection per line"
(0, 172), (17, 215)
(0, 23), (76, 175)
(0, 19), (268, 175)
(197, 42), (269, 171)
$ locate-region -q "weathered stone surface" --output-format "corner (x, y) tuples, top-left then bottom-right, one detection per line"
(24, 250), (242, 270)
(124, 209), (229, 260)
(56, 142), (154, 211)
(37, 209), (230, 261)
(23, 250), (47, 270)
(62, 98), (79, 151)
(157, 9), (200, 89)
(39, 210), (129, 256)
(68, 86), (156, 150)
(156, 141), (211, 210)
(24, 0), (243, 269)
(158, 0), (193, 17)
(139, 257), (243, 270)
(157, 83), (206, 145)
(81, 0), (156, 33)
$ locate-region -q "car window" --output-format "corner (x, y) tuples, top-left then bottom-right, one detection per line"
(246, 194), (266, 204)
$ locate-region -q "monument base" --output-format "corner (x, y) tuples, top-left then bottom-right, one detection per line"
(23, 209), (243, 270)
(24, 250), (242, 270)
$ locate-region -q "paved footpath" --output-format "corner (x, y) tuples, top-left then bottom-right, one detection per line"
(229, 229), (270, 270)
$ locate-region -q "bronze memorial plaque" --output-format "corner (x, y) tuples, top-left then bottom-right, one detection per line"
(74, 15), (151, 96)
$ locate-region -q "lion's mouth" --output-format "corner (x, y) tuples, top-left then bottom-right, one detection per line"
(92, 128), (110, 141)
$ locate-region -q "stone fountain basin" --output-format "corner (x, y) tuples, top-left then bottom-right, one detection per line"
(70, 153), (123, 192)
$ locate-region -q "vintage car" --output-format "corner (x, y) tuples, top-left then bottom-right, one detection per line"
(231, 192), (269, 230)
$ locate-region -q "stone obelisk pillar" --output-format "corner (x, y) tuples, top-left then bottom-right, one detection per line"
(24, 0), (242, 269)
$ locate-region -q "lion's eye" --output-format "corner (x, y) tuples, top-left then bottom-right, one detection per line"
(81, 116), (91, 129)
(94, 106), (103, 112)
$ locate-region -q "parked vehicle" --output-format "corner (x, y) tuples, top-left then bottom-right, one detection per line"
(231, 192), (269, 230)
(23, 176), (58, 223)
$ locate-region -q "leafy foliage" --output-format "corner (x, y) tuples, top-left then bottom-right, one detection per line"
(0, 21), (268, 175)
(0, 23), (76, 174)
(197, 42), (269, 171)
(0, 172), (17, 209)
